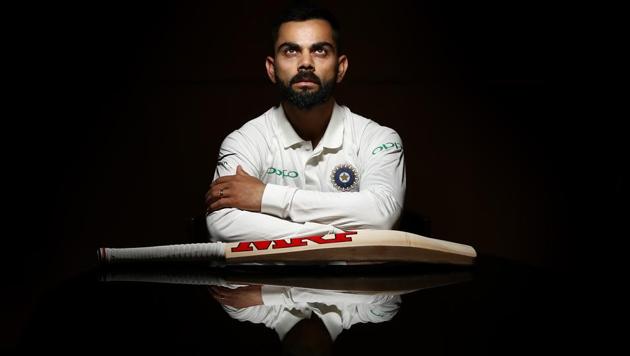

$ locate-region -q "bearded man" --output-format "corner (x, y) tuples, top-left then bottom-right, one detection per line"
(205, 4), (406, 242)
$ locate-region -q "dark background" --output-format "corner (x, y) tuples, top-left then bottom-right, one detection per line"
(6, 0), (621, 351)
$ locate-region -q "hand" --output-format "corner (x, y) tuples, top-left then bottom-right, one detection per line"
(208, 285), (263, 308)
(206, 165), (265, 212)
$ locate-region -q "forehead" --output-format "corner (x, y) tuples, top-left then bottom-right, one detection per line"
(276, 19), (335, 48)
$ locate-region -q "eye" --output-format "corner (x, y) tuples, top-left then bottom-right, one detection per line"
(313, 48), (327, 56)
(284, 48), (298, 56)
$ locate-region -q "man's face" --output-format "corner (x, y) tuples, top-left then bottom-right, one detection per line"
(267, 19), (347, 110)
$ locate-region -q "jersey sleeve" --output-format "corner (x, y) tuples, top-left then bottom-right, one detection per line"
(206, 129), (343, 242)
(260, 127), (406, 230)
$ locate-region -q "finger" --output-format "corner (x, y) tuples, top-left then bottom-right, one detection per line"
(236, 165), (250, 176)
(206, 183), (223, 197)
(209, 286), (230, 297)
(210, 293), (227, 304)
(205, 186), (219, 201)
(206, 196), (222, 209)
(205, 189), (218, 206)
(211, 175), (236, 186)
(210, 197), (233, 211)
(207, 184), (229, 201)
(211, 176), (227, 186)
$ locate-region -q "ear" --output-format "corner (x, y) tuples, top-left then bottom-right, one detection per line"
(265, 56), (276, 83)
(336, 55), (349, 83)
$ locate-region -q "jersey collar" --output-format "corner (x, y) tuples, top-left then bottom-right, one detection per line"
(274, 103), (345, 150)
(318, 103), (344, 151)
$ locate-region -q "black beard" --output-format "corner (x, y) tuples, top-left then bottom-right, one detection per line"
(276, 71), (336, 110)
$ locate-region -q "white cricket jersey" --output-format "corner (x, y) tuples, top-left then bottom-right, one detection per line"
(206, 102), (406, 242)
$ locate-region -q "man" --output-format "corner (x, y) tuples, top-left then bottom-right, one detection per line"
(205, 4), (405, 242)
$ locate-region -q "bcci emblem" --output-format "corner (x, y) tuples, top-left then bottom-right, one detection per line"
(330, 163), (359, 191)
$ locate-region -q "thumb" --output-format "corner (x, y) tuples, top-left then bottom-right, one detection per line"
(236, 165), (250, 176)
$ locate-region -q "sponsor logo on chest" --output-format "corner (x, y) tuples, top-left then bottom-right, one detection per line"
(266, 167), (299, 178)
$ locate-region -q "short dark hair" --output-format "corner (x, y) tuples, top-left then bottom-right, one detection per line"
(271, 2), (341, 54)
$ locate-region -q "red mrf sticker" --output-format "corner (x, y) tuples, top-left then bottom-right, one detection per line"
(230, 231), (357, 253)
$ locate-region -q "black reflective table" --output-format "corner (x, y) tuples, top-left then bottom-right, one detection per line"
(16, 256), (584, 355)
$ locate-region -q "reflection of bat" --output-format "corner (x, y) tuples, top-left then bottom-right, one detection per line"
(98, 229), (476, 266)
(101, 265), (474, 293)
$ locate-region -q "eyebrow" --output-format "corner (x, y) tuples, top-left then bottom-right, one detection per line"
(276, 41), (336, 53)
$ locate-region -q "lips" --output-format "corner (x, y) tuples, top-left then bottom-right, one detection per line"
(294, 81), (317, 87)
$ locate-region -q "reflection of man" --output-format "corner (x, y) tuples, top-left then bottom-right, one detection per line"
(209, 284), (401, 342)
(205, 3), (406, 242)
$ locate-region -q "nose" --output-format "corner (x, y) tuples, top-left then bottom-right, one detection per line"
(298, 51), (314, 71)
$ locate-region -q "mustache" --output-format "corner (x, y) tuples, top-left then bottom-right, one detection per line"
(289, 71), (322, 86)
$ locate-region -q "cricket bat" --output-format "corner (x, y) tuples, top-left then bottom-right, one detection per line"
(98, 229), (477, 266)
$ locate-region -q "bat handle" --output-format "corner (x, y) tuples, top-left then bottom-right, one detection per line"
(97, 242), (225, 264)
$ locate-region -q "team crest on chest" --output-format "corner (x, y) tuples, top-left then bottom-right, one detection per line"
(330, 163), (359, 191)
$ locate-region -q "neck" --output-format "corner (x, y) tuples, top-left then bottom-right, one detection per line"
(282, 98), (335, 149)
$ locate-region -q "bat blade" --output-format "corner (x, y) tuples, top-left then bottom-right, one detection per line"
(224, 230), (476, 265)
